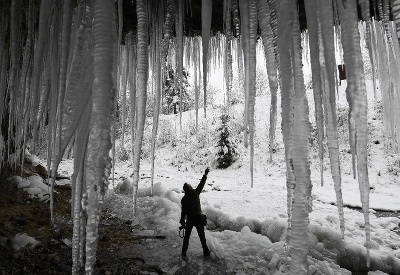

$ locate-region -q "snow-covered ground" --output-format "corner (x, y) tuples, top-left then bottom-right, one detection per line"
(18, 79), (400, 274)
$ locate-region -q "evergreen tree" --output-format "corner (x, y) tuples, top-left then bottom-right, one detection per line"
(216, 114), (238, 168)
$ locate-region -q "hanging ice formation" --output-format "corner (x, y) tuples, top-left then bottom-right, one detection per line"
(224, 0), (233, 109)
(257, 0), (278, 163)
(202, 0), (212, 118)
(337, 0), (371, 266)
(150, 1), (164, 196)
(176, 0), (184, 130)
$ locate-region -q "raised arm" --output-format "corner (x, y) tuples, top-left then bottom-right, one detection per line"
(195, 168), (210, 194)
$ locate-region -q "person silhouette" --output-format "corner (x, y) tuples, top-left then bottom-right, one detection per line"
(180, 168), (211, 258)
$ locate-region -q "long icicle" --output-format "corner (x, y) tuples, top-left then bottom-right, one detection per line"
(239, 0), (250, 150)
(128, 34), (137, 168)
(84, 0), (115, 272)
(224, 0), (232, 110)
(132, 0), (149, 217)
(71, 103), (91, 274)
(0, 12), (9, 173)
(239, 0), (257, 187)
(31, 0), (55, 152)
(121, 47), (129, 151)
(304, 0), (325, 186)
(202, 0), (212, 118)
(277, 0), (295, 252)
(150, 1), (164, 196)
(48, 8), (61, 224)
(194, 37), (200, 134)
(20, 0), (35, 175)
(337, 0), (371, 266)
(257, 0), (278, 163)
(177, 0), (184, 131)
(67, 25), (94, 220)
(290, 0), (312, 273)
(8, 0), (22, 167)
(54, 0), (73, 195)
(318, 0), (345, 239)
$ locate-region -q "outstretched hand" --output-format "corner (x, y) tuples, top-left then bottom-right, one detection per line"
(205, 167), (210, 175)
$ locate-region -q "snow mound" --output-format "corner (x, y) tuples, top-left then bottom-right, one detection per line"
(10, 175), (50, 202)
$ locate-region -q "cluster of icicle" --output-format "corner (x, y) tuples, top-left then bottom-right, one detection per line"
(1, 0), (400, 273)
(0, 0), (117, 273)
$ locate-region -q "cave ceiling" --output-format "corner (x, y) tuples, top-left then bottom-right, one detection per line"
(0, 0), (389, 43)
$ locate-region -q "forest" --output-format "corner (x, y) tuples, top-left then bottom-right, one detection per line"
(1, 0), (400, 274)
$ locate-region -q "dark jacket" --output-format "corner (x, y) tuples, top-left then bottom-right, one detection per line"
(180, 174), (207, 224)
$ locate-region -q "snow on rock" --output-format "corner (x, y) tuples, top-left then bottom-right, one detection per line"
(10, 175), (51, 202)
(114, 177), (133, 195)
(12, 233), (39, 251)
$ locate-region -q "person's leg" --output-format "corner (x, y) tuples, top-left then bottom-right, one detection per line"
(194, 217), (210, 256)
(182, 219), (194, 256)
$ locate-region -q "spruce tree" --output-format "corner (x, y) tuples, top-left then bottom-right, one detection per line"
(216, 114), (238, 168)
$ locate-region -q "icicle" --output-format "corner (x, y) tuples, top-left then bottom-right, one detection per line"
(20, 0), (35, 174)
(389, 23), (400, 152)
(374, 21), (390, 151)
(55, 25), (93, 171)
(257, 0), (278, 163)
(8, 0), (23, 168)
(267, 0), (279, 70)
(194, 38), (200, 133)
(48, 8), (61, 224)
(111, 45), (119, 188)
(248, 0), (258, 188)
(239, 0), (256, 187)
(359, 0), (378, 100)
(71, 102), (91, 275)
(84, 0), (115, 272)
(31, 0), (55, 152)
(304, 0), (325, 186)
(150, 2), (164, 196)
(277, 0), (295, 253)
(288, 0), (313, 273)
(128, 35), (138, 161)
(55, 0), (73, 196)
(0, 12), (9, 151)
(238, 0), (250, 149)
(202, 0), (212, 118)
(337, 0), (371, 266)
(223, 0), (233, 109)
(176, 0), (184, 131)
(132, 0), (149, 217)
(120, 47), (129, 151)
(319, 1), (345, 239)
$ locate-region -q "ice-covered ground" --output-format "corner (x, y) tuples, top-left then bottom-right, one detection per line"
(18, 79), (400, 274)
